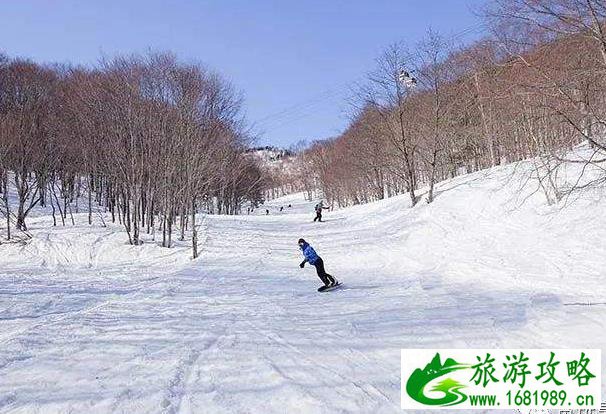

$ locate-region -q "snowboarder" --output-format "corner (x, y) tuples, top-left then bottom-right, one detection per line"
(313, 200), (329, 222)
(298, 238), (337, 289)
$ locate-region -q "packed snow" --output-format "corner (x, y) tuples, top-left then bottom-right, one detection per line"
(1, 154), (605, 413)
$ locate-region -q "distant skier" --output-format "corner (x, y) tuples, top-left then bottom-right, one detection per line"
(313, 200), (330, 222)
(298, 238), (337, 289)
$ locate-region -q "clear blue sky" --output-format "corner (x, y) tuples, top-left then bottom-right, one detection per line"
(0, 0), (487, 148)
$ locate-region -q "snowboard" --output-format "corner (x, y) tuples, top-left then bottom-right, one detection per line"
(318, 282), (342, 292)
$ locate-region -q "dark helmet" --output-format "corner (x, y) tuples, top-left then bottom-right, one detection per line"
(298, 238), (306, 245)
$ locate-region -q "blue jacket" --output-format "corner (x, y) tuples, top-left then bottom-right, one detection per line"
(300, 242), (320, 265)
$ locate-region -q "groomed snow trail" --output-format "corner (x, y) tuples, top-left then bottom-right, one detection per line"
(1, 162), (605, 413)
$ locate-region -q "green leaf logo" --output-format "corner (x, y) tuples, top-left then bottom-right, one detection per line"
(406, 352), (471, 406)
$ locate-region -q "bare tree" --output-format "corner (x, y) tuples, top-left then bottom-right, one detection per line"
(362, 43), (420, 206)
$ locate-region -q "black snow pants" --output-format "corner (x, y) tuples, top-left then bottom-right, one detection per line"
(313, 211), (322, 222)
(313, 257), (335, 286)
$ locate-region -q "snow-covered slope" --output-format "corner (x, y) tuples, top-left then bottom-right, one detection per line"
(247, 146), (296, 176)
(0, 153), (605, 413)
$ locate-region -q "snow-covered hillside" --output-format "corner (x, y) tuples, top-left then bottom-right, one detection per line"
(0, 153), (605, 413)
(247, 146), (295, 172)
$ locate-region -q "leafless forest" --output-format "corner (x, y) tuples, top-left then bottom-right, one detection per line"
(2, 0), (606, 258)
(280, 0), (606, 207)
(0, 53), (266, 257)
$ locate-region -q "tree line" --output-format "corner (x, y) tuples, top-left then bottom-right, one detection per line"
(300, 0), (606, 208)
(0, 52), (266, 257)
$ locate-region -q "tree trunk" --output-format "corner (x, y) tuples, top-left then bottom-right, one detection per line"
(191, 198), (198, 259)
(2, 171), (10, 240)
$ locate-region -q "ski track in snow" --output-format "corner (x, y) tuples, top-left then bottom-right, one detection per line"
(1, 160), (605, 413)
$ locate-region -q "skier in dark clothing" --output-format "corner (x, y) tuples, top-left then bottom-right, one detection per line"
(298, 238), (337, 287)
(313, 200), (330, 222)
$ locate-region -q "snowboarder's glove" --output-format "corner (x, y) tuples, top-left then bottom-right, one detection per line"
(299, 262), (305, 268)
